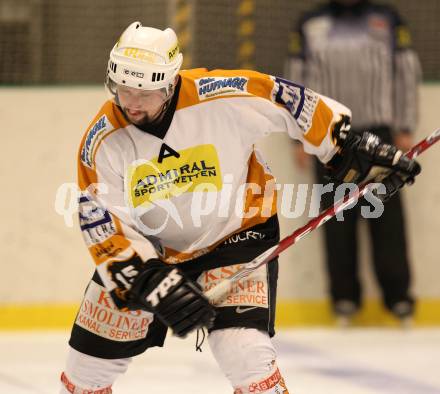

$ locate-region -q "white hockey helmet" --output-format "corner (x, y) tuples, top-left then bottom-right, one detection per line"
(106, 22), (183, 97)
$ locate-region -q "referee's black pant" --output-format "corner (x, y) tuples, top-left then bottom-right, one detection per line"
(315, 126), (415, 314)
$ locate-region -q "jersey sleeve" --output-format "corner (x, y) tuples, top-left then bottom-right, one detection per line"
(244, 71), (352, 164)
(179, 68), (351, 164)
(77, 103), (158, 310)
(390, 10), (422, 133)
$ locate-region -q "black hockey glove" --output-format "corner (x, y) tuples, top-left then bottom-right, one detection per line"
(128, 259), (216, 337)
(377, 173), (412, 202)
(329, 130), (421, 201)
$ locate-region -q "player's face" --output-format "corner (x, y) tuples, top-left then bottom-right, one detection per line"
(117, 85), (170, 125)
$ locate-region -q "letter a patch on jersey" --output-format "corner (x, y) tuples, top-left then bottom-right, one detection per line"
(127, 144), (222, 208)
(158, 143), (180, 163)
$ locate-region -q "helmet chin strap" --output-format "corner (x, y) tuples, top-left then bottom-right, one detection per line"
(151, 82), (176, 120)
(147, 96), (171, 123)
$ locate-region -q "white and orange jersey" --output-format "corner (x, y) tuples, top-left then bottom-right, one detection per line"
(77, 68), (350, 307)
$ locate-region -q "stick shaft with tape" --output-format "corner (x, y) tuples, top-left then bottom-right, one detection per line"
(205, 128), (440, 302)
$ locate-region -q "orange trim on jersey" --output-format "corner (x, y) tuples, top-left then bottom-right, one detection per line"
(241, 151), (278, 230)
(91, 103), (128, 168)
(77, 101), (129, 190)
(246, 73), (273, 101)
(303, 99), (334, 147)
(162, 245), (214, 264)
(176, 68), (205, 110)
(162, 212), (275, 265)
(88, 234), (132, 265)
(78, 101), (134, 266)
(78, 163), (98, 189)
(159, 150), (276, 265)
(177, 69), (275, 111)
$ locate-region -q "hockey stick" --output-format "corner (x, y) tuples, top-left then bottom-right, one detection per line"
(205, 128), (440, 302)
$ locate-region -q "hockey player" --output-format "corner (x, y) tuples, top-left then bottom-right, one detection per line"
(60, 22), (420, 393)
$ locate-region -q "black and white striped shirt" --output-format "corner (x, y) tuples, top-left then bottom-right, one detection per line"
(285, 1), (421, 132)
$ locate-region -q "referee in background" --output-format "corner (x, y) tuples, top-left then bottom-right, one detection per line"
(285, 0), (422, 326)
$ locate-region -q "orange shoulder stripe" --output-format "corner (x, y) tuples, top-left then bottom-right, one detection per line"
(77, 101), (129, 189)
(177, 69), (275, 111)
(303, 99), (334, 147)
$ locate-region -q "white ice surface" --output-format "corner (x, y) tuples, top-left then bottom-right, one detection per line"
(1, 328), (440, 394)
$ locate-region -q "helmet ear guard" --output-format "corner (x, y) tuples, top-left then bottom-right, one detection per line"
(104, 74), (121, 105)
(105, 21), (183, 96)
